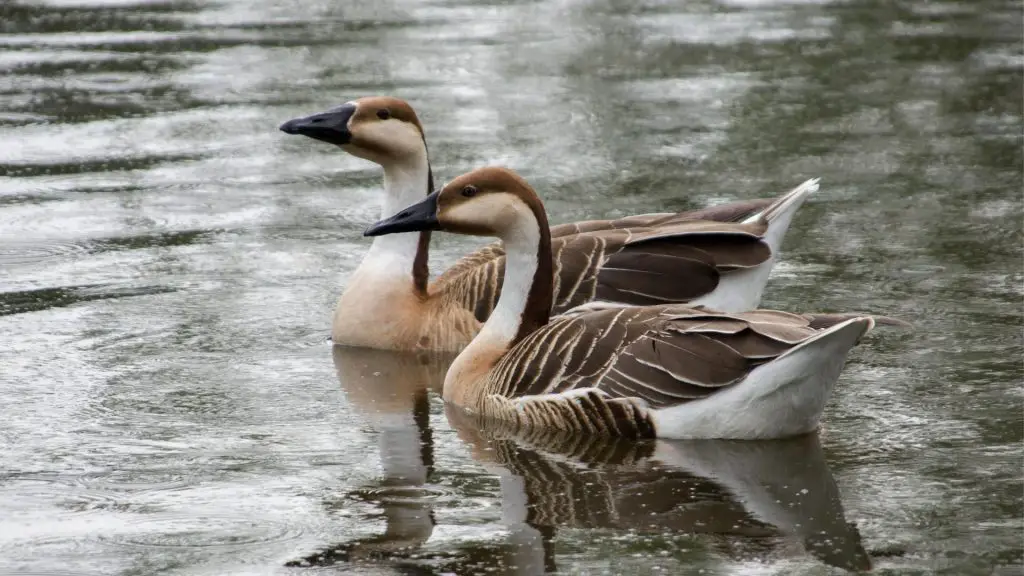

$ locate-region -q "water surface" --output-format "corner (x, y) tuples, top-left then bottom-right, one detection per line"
(0, 0), (1021, 574)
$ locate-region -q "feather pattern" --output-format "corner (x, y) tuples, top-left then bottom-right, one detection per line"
(460, 306), (878, 439)
(436, 218), (777, 321)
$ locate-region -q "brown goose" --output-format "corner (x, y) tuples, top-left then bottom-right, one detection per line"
(281, 97), (816, 352)
(364, 166), (897, 440)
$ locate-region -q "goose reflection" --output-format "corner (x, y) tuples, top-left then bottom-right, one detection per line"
(448, 408), (872, 573)
(286, 346), (869, 574)
(286, 346), (453, 568)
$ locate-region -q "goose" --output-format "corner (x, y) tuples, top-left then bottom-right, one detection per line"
(363, 166), (899, 440)
(280, 97), (817, 351)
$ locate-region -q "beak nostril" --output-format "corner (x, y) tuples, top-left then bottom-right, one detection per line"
(399, 210), (411, 218)
(311, 118), (324, 124)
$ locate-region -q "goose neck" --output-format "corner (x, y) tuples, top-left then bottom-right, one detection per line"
(477, 206), (553, 348)
(364, 151), (433, 293)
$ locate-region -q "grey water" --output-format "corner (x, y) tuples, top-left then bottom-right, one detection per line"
(0, 0), (1020, 574)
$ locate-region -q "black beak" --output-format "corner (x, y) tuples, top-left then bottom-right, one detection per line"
(279, 103), (356, 146)
(364, 191), (441, 237)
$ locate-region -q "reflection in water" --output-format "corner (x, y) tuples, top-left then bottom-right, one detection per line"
(285, 346), (452, 568)
(294, 348), (872, 574)
(448, 409), (872, 573)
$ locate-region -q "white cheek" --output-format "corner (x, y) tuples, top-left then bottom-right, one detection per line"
(444, 194), (526, 234)
(359, 120), (425, 158)
(444, 201), (488, 231)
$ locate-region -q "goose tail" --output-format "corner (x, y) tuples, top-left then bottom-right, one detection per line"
(754, 315), (875, 434)
(686, 178), (818, 313)
(742, 177), (819, 255)
(652, 316), (872, 440)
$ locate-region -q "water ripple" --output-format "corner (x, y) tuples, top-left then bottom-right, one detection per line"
(0, 478), (122, 516)
(0, 240), (89, 266)
(350, 484), (460, 506)
(75, 469), (196, 496)
(100, 513), (305, 549)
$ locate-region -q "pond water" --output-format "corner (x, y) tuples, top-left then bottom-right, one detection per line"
(0, 0), (1021, 574)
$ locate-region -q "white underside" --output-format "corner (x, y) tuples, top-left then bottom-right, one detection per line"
(690, 178), (817, 313)
(688, 262), (774, 313)
(650, 317), (871, 439)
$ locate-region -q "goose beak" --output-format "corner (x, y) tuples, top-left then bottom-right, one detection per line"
(279, 103), (356, 146)
(364, 191), (441, 237)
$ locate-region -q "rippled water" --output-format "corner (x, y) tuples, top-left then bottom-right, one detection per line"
(0, 0), (1020, 574)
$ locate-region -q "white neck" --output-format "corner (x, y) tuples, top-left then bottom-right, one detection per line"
(361, 150), (431, 278)
(476, 209), (541, 345)
(442, 203), (542, 403)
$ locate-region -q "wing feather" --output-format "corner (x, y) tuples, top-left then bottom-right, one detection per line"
(435, 203), (784, 320)
(627, 333), (749, 388)
(487, 305), (860, 420)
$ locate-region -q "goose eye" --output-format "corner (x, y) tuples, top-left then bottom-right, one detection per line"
(461, 185), (478, 198)
(376, 109), (390, 120)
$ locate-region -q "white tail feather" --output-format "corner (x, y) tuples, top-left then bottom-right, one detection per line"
(651, 316), (873, 439)
(691, 178), (819, 312)
(743, 177), (819, 255)
(743, 177), (820, 225)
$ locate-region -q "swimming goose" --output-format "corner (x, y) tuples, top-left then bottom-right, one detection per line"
(364, 166), (893, 440)
(280, 97), (816, 351)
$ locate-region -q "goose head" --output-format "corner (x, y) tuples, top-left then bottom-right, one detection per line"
(363, 167), (548, 239)
(279, 96), (427, 165)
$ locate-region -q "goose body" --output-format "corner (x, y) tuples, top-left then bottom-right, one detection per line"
(454, 306), (874, 440)
(365, 166), (899, 440)
(280, 97), (816, 351)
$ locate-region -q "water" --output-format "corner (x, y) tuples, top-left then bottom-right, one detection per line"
(0, 0), (1020, 574)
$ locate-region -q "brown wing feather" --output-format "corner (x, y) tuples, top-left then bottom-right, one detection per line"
(546, 198), (773, 237)
(627, 332), (751, 388)
(549, 213), (676, 236)
(434, 202), (779, 321)
(432, 243), (505, 322)
(671, 236), (772, 269)
(433, 242), (502, 283)
(489, 306), (841, 412)
(583, 224), (771, 309)
(656, 199), (774, 224)
(597, 258), (719, 303)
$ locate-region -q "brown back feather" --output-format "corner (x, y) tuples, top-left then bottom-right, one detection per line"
(433, 194), (782, 329)
(485, 306), (864, 422)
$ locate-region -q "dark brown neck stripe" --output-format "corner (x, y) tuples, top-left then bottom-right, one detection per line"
(411, 145), (434, 296)
(512, 192), (554, 345)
